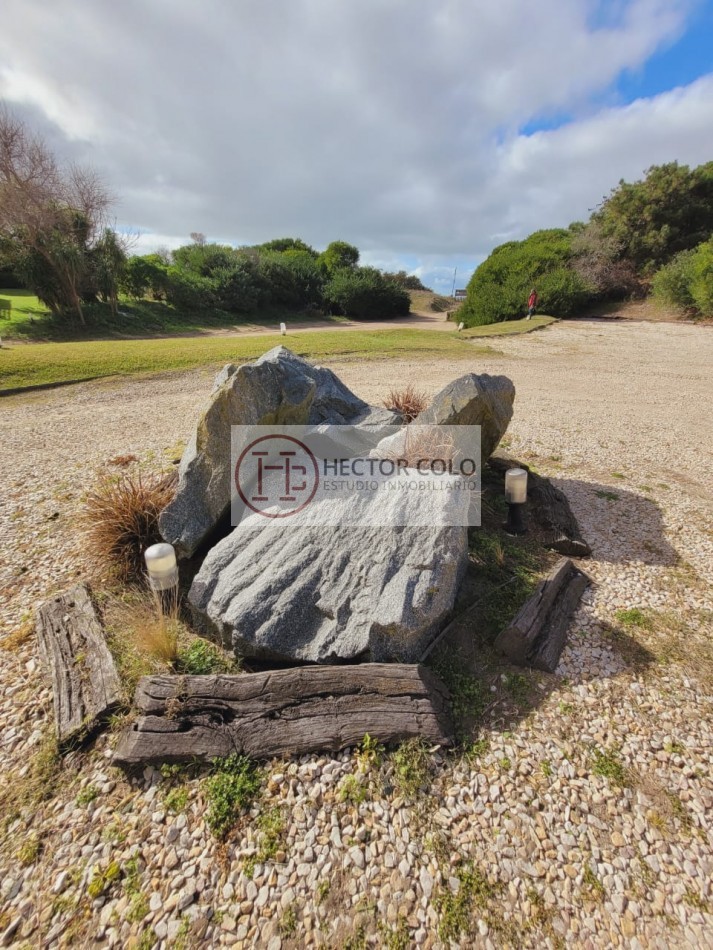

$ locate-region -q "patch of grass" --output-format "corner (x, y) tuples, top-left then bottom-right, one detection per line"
(540, 760), (553, 778)
(279, 906), (297, 937)
(339, 773), (367, 805)
(0, 620), (34, 652)
(316, 879), (330, 904)
(164, 786), (189, 813)
(391, 739), (433, 799)
(137, 929), (157, 950)
(252, 807), (286, 865)
(203, 754), (261, 839)
(378, 918), (411, 950)
(76, 784), (99, 806)
(595, 489), (619, 501)
(502, 671), (531, 707)
(611, 471), (626, 479)
(582, 863), (605, 900)
(615, 607), (652, 630)
(0, 730), (61, 822)
(0, 328), (496, 393)
(176, 639), (237, 674)
(356, 733), (384, 772)
(81, 469), (177, 581)
(432, 653), (488, 734)
(461, 315), (556, 337)
(591, 746), (630, 786)
(463, 737), (490, 761)
(16, 833), (41, 866)
(435, 862), (498, 943)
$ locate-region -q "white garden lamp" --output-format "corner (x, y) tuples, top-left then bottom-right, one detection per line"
(504, 467), (528, 535)
(144, 543), (178, 591)
(280, 322), (287, 336)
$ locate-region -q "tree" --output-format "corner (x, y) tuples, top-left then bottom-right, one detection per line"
(318, 240), (360, 275)
(593, 161), (713, 274)
(93, 228), (127, 315)
(0, 105), (113, 323)
(259, 237), (317, 257)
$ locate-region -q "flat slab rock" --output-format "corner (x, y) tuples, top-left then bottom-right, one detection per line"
(113, 664), (454, 765)
(35, 584), (122, 743)
(189, 519), (469, 664)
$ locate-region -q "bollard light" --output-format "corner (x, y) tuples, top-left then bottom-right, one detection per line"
(144, 543), (178, 591)
(504, 467), (528, 535)
(280, 322), (287, 336)
(457, 322), (464, 332)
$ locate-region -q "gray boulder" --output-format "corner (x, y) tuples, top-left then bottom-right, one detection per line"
(189, 517), (468, 664)
(159, 346), (396, 557)
(416, 373), (515, 460)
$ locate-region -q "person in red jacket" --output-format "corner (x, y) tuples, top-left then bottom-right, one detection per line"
(527, 288), (538, 319)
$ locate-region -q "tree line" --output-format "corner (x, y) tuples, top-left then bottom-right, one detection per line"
(460, 160), (713, 326)
(0, 107), (425, 324)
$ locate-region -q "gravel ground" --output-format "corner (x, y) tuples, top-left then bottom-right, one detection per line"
(0, 318), (712, 948)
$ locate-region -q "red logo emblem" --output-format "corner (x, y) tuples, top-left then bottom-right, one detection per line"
(234, 435), (319, 518)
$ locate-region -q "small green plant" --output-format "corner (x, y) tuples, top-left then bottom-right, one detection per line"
(378, 918), (410, 949)
(17, 833), (41, 866)
(127, 892), (149, 924)
(540, 760), (553, 778)
(611, 472), (626, 479)
(615, 608), (652, 629)
(595, 489), (619, 501)
(164, 786), (189, 813)
(279, 906), (297, 937)
(502, 671), (530, 706)
(591, 747), (629, 786)
(87, 860), (122, 899)
(391, 739), (432, 799)
(463, 737), (490, 760)
(253, 807), (285, 864)
(432, 654), (488, 734)
(204, 754), (261, 839)
(436, 863), (497, 943)
(499, 756), (512, 770)
(356, 734), (384, 772)
(137, 929), (157, 950)
(76, 784), (99, 806)
(176, 638), (236, 674)
(316, 879), (330, 904)
(339, 773), (367, 805)
(582, 863), (605, 900)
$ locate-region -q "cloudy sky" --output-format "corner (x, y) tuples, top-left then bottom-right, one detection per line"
(2, 0), (712, 292)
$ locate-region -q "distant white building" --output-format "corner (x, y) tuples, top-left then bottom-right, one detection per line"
(454, 288), (467, 301)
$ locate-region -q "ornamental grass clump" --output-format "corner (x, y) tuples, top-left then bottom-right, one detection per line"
(82, 469), (177, 581)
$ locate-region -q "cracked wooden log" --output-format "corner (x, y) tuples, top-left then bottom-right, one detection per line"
(113, 663), (454, 766)
(35, 584), (122, 744)
(494, 557), (589, 672)
(488, 456), (591, 557)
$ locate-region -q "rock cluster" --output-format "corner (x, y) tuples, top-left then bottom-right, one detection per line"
(161, 347), (515, 664)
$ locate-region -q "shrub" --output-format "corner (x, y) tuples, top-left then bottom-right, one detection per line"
(82, 470), (177, 580)
(257, 252), (324, 309)
(177, 638), (235, 674)
(324, 267), (410, 318)
(121, 254), (169, 300)
(460, 229), (590, 327)
(651, 249), (697, 311)
(689, 237), (713, 317)
(383, 384), (427, 422)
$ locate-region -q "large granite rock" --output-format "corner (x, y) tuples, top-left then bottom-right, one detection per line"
(159, 346), (396, 557)
(189, 517), (468, 664)
(415, 373), (515, 460)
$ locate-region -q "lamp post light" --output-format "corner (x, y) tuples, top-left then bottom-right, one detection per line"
(144, 543), (179, 616)
(504, 467), (528, 536)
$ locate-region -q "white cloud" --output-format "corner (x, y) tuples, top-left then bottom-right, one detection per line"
(0, 0), (709, 289)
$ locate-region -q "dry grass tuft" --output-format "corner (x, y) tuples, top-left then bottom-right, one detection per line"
(107, 453), (139, 467)
(82, 470), (177, 581)
(383, 384), (428, 423)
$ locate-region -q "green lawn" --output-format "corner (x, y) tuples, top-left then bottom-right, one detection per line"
(0, 329), (499, 394)
(0, 289), (349, 342)
(461, 316), (556, 336)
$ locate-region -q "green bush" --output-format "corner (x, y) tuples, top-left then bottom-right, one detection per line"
(257, 252), (324, 309)
(318, 240), (360, 275)
(204, 754), (261, 839)
(689, 237), (713, 317)
(460, 229), (590, 327)
(651, 249), (696, 311)
(324, 267), (410, 318)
